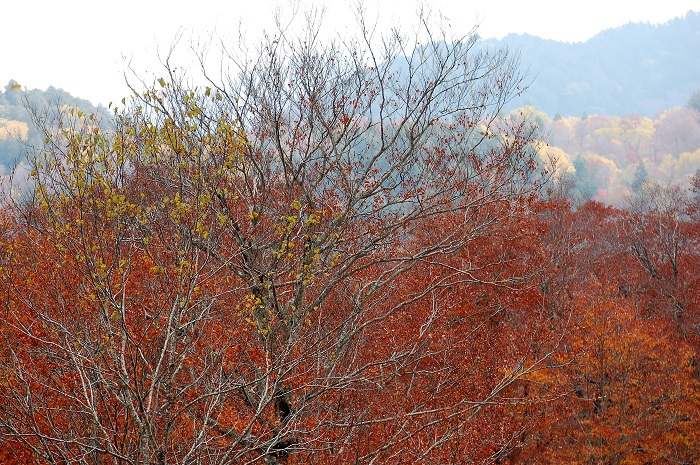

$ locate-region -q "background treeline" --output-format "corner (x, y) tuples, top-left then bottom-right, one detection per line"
(518, 104), (700, 204)
(0, 81), (109, 169)
(3, 10), (700, 188)
(4, 81), (699, 206)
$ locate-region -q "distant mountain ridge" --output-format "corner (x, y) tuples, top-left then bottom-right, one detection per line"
(487, 11), (700, 117)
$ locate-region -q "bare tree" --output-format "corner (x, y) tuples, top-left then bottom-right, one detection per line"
(0, 10), (552, 465)
(623, 182), (691, 322)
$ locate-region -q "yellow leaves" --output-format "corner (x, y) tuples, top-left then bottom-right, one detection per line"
(104, 192), (135, 219)
(158, 77), (167, 88)
(305, 213), (320, 225)
(328, 252), (341, 267)
(195, 220), (210, 239)
(216, 212), (229, 225)
(196, 193), (210, 208)
(94, 257), (108, 279)
(276, 239), (296, 259)
(240, 292), (275, 336)
(168, 191), (191, 223)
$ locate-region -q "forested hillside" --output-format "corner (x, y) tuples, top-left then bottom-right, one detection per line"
(3, 79), (699, 207)
(4, 84), (700, 206)
(512, 105), (700, 204)
(491, 10), (700, 117)
(0, 81), (109, 168)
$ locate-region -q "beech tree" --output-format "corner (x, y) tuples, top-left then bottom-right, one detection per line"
(0, 12), (551, 465)
(535, 292), (700, 464)
(623, 182), (692, 324)
(508, 196), (700, 464)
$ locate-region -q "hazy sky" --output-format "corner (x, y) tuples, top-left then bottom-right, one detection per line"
(2, 0), (698, 107)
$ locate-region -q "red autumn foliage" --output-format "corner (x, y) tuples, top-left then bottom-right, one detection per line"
(0, 14), (699, 465)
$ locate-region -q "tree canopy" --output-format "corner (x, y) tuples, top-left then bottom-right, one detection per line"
(0, 11), (699, 465)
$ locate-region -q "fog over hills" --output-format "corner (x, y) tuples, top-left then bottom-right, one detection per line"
(491, 10), (700, 117)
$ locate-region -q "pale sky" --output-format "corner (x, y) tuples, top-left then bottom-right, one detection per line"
(2, 0), (699, 107)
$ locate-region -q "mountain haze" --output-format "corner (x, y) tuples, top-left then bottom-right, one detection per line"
(491, 11), (700, 117)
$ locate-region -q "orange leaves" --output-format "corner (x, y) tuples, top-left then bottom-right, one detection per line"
(509, 195), (700, 464)
(553, 300), (698, 463)
(13, 13), (700, 465)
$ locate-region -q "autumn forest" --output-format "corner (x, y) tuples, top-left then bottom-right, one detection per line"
(0, 12), (699, 465)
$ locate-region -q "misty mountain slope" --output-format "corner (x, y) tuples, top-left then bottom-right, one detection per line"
(491, 11), (700, 117)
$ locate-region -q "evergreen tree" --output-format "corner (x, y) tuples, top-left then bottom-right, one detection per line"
(688, 89), (700, 113)
(573, 155), (599, 200)
(632, 161), (649, 192)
